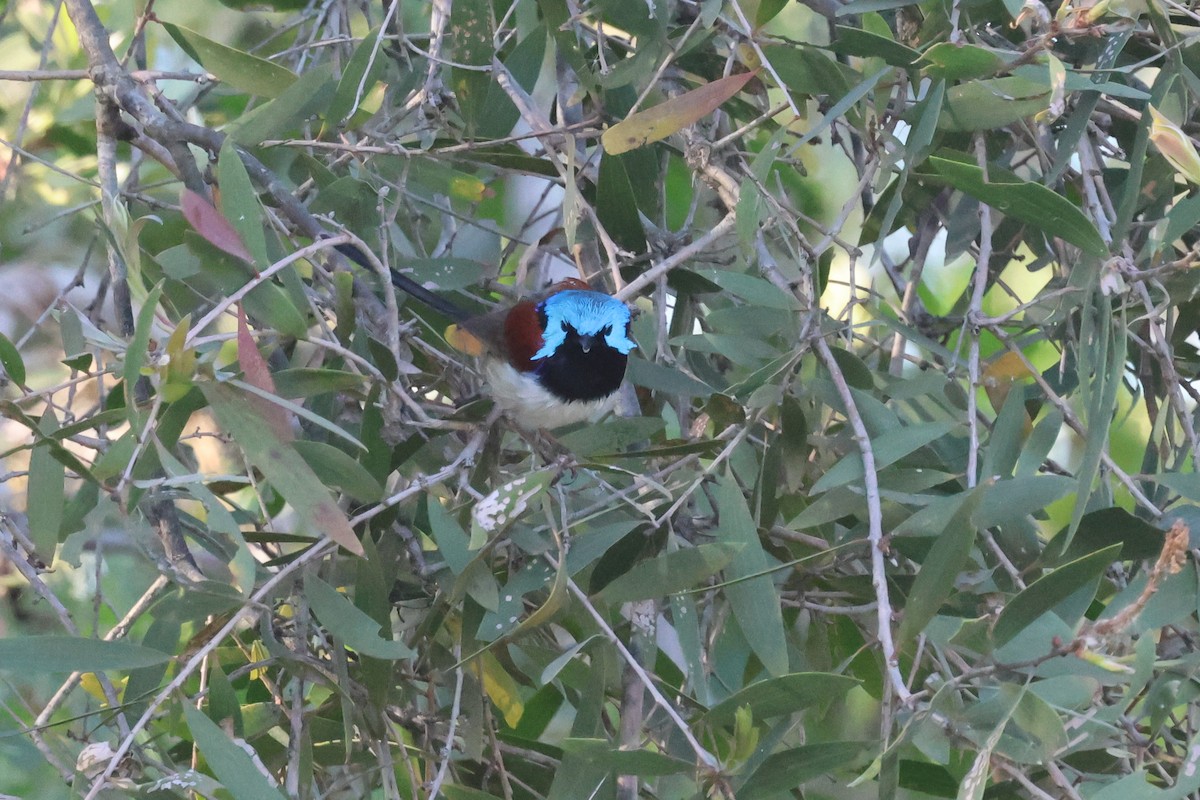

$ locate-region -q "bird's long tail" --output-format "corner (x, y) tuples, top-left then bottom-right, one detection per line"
(335, 243), (471, 323)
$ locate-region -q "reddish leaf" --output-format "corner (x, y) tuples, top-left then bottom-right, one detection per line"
(237, 306), (292, 443)
(180, 188), (254, 263)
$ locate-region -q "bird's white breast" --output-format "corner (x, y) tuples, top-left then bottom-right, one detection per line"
(483, 359), (616, 429)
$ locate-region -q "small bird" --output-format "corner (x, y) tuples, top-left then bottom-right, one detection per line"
(338, 245), (636, 429)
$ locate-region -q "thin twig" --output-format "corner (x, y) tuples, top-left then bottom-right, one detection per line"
(559, 569), (720, 770)
(813, 336), (911, 703)
(82, 539), (337, 799)
(427, 643), (465, 799)
(615, 214), (736, 302)
(966, 134), (993, 489)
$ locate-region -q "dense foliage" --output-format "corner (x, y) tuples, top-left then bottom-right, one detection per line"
(2, 0), (1200, 797)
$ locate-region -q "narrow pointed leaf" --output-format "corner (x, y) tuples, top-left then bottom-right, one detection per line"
(993, 544), (1122, 647)
(162, 21), (296, 97)
(201, 381), (363, 556)
(926, 155), (1107, 256)
(714, 474), (788, 677)
(597, 543), (743, 604)
(183, 704), (288, 800)
(898, 486), (984, 642)
(0, 637), (171, 672)
(602, 71), (758, 155)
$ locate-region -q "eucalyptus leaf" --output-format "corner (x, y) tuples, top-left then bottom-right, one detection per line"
(993, 544), (1122, 647)
(0, 637), (172, 672)
(597, 543), (743, 603)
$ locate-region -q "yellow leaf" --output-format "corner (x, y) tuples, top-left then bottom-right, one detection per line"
(81, 673), (127, 704)
(602, 71), (759, 155)
(1077, 648), (1135, 673)
(249, 640), (270, 682)
(982, 351), (1035, 427)
(478, 651), (524, 727)
(1149, 105), (1200, 185)
(983, 351), (1034, 383)
(162, 314), (196, 402)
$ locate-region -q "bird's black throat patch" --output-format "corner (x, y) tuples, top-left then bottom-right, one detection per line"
(533, 337), (627, 403)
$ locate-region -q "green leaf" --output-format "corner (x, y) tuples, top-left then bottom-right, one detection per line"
(0, 332), (26, 385)
(898, 761), (960, 798)
(293, 440), (384, 502)
(626, 357), (713, 396)
(836, 0), (915, 13)
(898, 486), (984, 642)
(442, 787), (506, 800)
(27, 410), (65, 557)
(217, 139), (270, 269)
(471, 469), (555, 548)
(755, 0), (788, 25)
(830, 25), (920, 67)
(828, 345), (875, 390)
(326, 26), (386, 127)
(1151, 471), (1200, 503)
(921, 42), (1010, 81)
(228, 63), (336, 146)
(696, 269), (801, 310)
(983, 388), (1027, 479)
(907, 79), (945, 168)
(1088, 774), (1164, 800)
(596, 152), (648, 252)
(973, 475), (1074, 529)
(183, 704), (288, 800)
(161, 22), (296, 97)
(557, 739), (693, 775)
(449, 0), (495, 133)
(926, 154), (1108, 256)
(123, 282), (164, 416)
(181, 233), (308, 337)
(597, 543), (743, 603)
(1164, 191), (1200, 246)
(940, 76), (1050, 132)
(1015, 409), (1064, 477)
(714, 474), (788, 677)
(218, 0), (308, 8)
(1058, 508), (1166, 562)
(425, 497), (473, 575)
(406, 258), (488, 291)
(201, 381), (363, 556)
(206, 662), (242, 736)
(739, 741), (868, 798)
(704, 672), (860, 723)
(271, 368), (365, 398)
(227, 379), (363, 451)
(0, 636), (172, 672)
(763, 45), (853, 98)
(992, 544), (1122, 647)
(564, 521), (640, 574)
(305, 575), (412, 659)
(812, 420), (957, 493)
(475, 26), (546, 139)
(557, 416), (664, 456)
(0, 402), (95, 481)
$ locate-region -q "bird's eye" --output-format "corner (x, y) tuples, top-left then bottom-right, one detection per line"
(600, 325), (612, 337)
(561, 320), (569, 332)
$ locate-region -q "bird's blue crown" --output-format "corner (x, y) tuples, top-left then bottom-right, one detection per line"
(532, 290), (636, 361)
